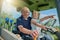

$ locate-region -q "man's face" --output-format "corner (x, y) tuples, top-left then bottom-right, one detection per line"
(22, 7), (30, 18)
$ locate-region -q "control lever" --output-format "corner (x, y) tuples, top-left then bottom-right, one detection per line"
(41, 27), (57, 34)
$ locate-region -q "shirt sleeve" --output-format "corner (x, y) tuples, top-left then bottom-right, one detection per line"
(16, 18), (23, 27)
(29, 17), (32, 21)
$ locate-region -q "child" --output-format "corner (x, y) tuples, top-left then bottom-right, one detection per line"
(31, 10), (44, 40)
(31, 10), (53, 40)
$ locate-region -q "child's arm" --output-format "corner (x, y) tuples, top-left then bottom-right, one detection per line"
(31, 19), (47, 30)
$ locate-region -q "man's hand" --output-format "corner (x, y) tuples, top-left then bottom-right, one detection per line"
(30, 30), (38, 39)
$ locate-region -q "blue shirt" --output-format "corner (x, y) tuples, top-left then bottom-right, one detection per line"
(16, 16), (32, 36)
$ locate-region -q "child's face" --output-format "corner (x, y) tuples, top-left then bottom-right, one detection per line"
(32, 11), (39, 19)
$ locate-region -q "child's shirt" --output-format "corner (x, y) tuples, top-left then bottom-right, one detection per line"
(31, 18), (44, 38)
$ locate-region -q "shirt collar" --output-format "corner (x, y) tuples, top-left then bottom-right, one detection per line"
(20, 15), (29, 20)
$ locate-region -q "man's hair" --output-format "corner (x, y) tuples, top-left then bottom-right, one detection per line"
(21, 7), (30, 13)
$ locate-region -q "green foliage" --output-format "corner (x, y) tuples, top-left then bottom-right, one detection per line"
(13, 0), (56, 11)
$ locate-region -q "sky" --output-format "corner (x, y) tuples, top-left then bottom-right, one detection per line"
(1, 0), (59, 26)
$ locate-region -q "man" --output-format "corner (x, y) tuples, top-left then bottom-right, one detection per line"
(16, 7), (54, 40)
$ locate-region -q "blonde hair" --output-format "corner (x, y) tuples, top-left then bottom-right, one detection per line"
(21, 7), (30, 13)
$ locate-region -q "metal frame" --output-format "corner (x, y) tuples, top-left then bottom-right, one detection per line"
(55, 0), (60, 26)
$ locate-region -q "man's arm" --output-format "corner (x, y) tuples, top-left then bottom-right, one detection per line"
(18, 25), (38, 38)
(40, 15), (54, 22)
(31, 19), (47, 30)
(18, 25), (32, 35)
